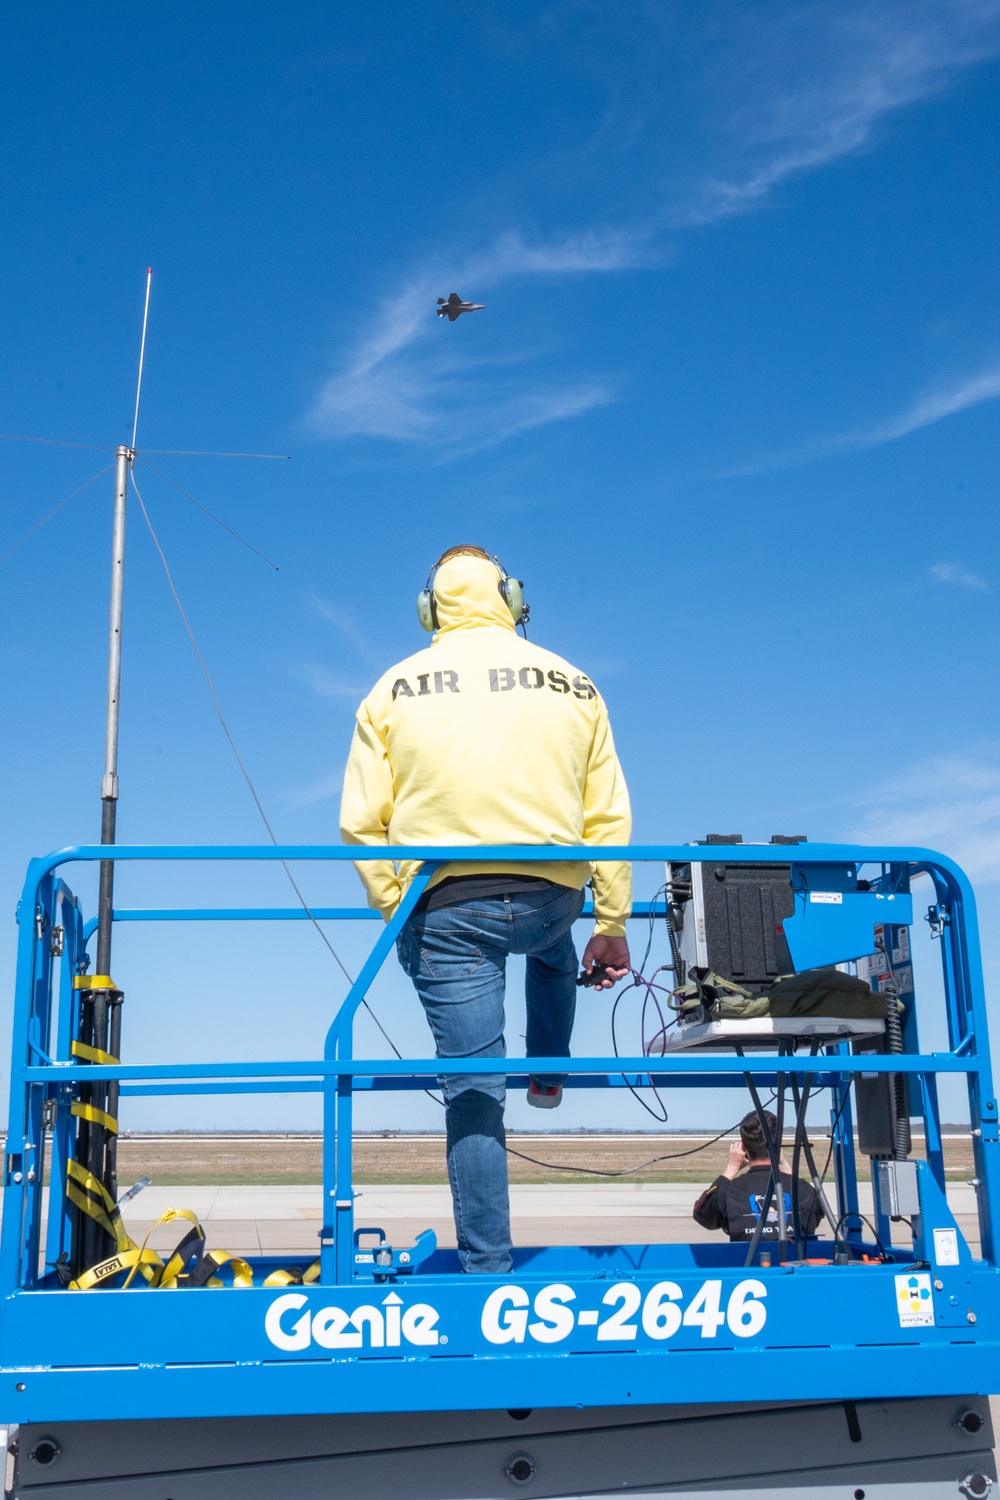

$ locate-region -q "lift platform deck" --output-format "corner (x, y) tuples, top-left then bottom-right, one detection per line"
(1, 842), (997, 1497)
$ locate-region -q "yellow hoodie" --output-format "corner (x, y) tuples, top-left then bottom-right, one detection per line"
(339, 554), (632, 935)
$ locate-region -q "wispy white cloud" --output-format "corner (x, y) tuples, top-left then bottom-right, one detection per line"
(309, 1), (1000, 456)
(681, 2), (1000, 227)
(862, 367), (1000, 446)
(283, 769), (345, 812)
(308, 229), (638, 454)
(312, 598), (385, 665)
(293, 663), (366, 701)
(851, 751), (1000, 881)
(930, 561), (988, 590)
(718, 363), (1000, 477)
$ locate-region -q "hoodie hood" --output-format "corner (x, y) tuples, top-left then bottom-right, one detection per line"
(432, 554), (517, 636)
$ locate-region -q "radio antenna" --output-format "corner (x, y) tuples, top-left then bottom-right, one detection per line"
(76, 272), (153, 1273)
(60, 270), (292, 1275)
(130, 268), (153, 452)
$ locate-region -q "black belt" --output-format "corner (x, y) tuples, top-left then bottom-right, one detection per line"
(417, 873), (557, 914)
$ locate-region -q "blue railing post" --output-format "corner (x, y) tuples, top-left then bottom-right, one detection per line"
(21, 874), (57, 1288)
(919, 1073), (947, 1195)
(45, 884), (84, 1274)
(322, 867), (439, 1284)
(0, 865), (56, 1292)
(829, 1046), (862, 1248)
(931, 866), (1000, 1263)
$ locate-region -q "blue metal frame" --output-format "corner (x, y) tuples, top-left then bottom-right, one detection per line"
(1, 841), (998, 1424)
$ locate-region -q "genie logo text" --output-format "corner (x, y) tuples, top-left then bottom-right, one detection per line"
(265, 1291), (441, 1350)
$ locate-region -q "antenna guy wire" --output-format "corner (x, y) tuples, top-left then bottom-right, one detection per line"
(136, 455), (279, 570)
(128, 469), (413, 1065)
(0, 465), (114, 567)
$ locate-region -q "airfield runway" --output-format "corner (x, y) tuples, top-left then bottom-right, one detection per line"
(117, 1178), (983, 1260)
(103, 1130), (980, 1258)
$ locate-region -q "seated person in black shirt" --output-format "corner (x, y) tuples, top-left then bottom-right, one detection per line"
(693, 1109), (821, 1241)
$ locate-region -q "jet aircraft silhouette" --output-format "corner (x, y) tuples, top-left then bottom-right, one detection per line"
(437, 292), (485, 322)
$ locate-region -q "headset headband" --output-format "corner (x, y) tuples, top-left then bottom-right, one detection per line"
(416, 547), (528, 633)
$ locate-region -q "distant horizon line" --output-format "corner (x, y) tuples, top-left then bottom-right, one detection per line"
(61, 1126), (965, 1140)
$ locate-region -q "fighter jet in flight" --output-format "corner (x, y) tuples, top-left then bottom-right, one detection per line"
(437, 292), (485, 322)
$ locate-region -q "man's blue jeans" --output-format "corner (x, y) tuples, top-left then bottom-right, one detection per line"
(396, 883), (584, 1274)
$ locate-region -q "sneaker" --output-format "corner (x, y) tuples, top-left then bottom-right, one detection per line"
(527, 1078), (563, 1109)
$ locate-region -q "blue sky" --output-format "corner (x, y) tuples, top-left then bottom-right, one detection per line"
(0, 1), (998, 1131)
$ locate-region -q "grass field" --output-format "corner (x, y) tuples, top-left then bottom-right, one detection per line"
(110, 1132), (977, 1186)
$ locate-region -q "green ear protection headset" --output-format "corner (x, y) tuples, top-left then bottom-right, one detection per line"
(417, 546), (528, 633)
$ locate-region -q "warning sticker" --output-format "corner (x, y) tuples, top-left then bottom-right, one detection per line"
(857, 950), (888, 981)
(933, 1228), (960, 1267)
(874, 965), (913, 997)
(895, 1272), (935, 1327)
(809, 891), (843, 905)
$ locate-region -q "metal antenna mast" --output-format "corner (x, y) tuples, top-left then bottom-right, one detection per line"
(96, 268), (151, 977)
(75, 271), (152, 1269)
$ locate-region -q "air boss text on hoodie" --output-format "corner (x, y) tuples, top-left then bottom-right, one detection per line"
(390, 668), (597, 700)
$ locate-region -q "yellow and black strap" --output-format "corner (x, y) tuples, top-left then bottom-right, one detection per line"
(122, 1209), (204, 1290)
(71, 1101), (119, 1134)
(66, 1022), (327, 1293)
(69, 1246), (165, 1292)
(186, 1249), (254, 1289)
(70, 1038), (119, 1067)
(65, 1161), (131, 1254)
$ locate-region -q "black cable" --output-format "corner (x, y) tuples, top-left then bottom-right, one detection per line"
(503, 1107), (774, 1179)
(506, 902), (772, 1177)
(737, 1049), (786, 1269)
(664, 871), (688, 989)
(875, 932), (911, 1162)
(610, 977), (670, 1122)
(820, 1085), (853, 1182)
(637, 885), (667, 978)
(832, 1211), (890, 1262)
(788, 1059), (855, 1260)
(601, 890), (674, 1120)
(789, 1048), (814, 1260)
(774, 1049), (787, 1258)
(668, 919), (685, 991)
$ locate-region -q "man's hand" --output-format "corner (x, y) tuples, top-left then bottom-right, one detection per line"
(581, 934), (631, 991)
(724, 1141), (748, 1180)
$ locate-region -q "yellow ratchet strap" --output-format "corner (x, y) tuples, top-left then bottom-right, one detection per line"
(188, 1249), (254, 1289)
(262, 1261), (320, 1287)
(158, 1225), (207, 1289)
(66, 1165), (325, 1291)
(71, 1102), (119, 1134)
(123, 1209), (204, 1290)
(70, 1247), (164, 1292)
(70, 1039), (119, 1067)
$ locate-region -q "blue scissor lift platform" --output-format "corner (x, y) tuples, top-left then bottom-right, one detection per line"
(1, 842), (998, 1498)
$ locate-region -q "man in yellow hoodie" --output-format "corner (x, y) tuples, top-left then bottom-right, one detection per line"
(340, 545), (632, 1273)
